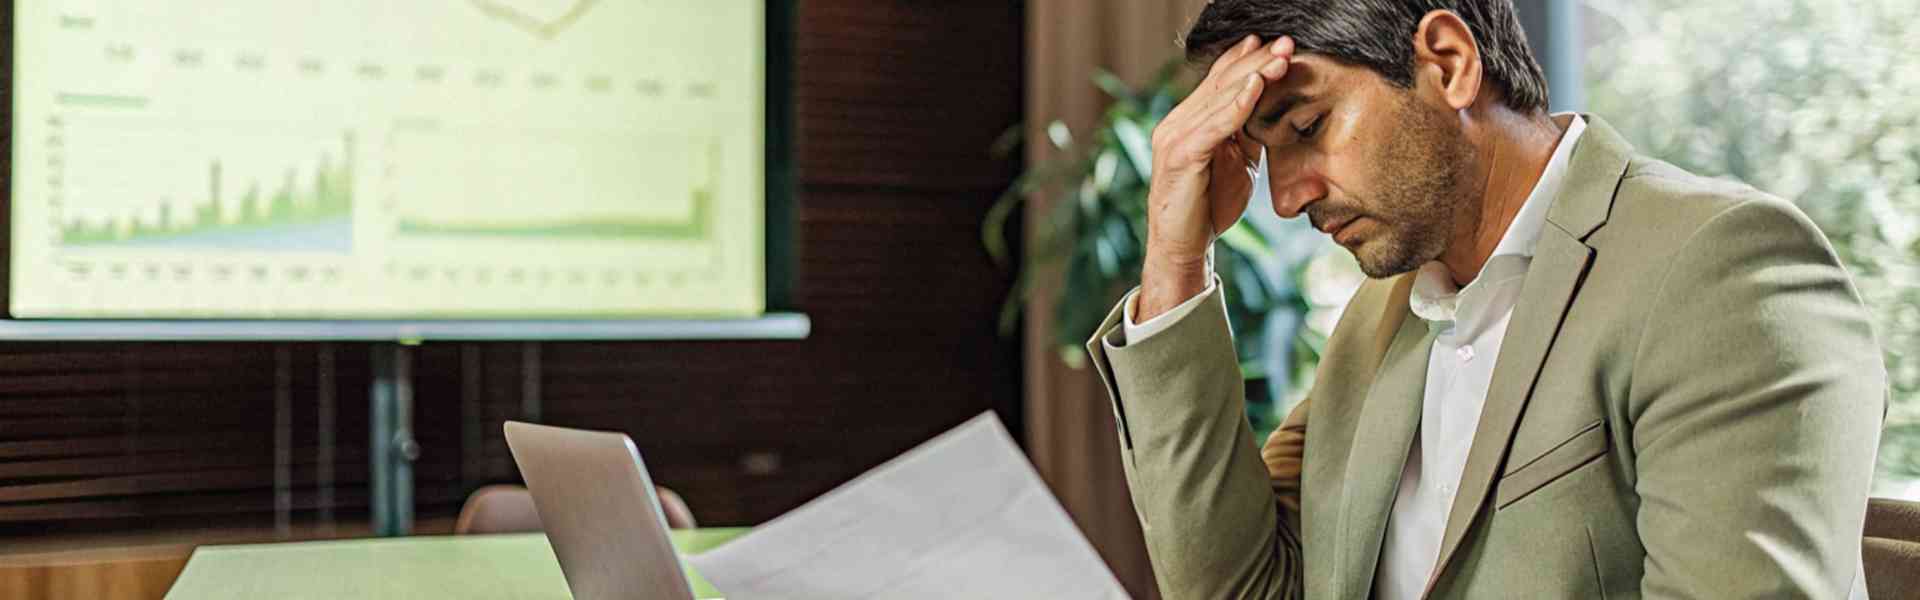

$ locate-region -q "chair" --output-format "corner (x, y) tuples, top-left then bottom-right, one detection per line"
(1863, 497), (1920, 600)
(454, 484), (698, 535)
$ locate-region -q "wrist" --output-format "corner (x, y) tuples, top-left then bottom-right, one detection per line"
(1138, 247), (1210, 323)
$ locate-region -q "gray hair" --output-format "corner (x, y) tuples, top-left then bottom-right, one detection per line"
(1183, 0), (1550, 113)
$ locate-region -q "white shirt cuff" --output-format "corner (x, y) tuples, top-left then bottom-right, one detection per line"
(1122, 275), (1220, 343)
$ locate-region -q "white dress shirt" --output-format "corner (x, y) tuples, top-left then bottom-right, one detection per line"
(1123, 114), (1588, 598)
(1374, 115), (1585, 600)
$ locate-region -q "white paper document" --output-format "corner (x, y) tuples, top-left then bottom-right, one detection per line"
(687, 412), (1130, 599)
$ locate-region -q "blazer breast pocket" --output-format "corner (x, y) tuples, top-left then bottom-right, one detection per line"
(1496, 419), (1610, 509)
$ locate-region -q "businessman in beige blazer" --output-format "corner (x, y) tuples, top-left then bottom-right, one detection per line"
(1084, 1), (1887, 598)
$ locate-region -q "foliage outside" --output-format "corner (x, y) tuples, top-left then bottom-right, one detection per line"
(1582, 0), (1920, 494)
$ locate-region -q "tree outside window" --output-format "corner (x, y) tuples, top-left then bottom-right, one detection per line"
(1582, 0), (1920, 496)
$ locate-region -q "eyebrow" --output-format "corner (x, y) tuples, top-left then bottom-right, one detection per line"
(1245, 92), (1311, 140)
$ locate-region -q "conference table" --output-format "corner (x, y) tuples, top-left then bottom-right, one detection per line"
(164, 528), (746, 599)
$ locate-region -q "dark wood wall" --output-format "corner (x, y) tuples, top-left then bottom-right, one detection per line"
(0, 1), (1024, 539)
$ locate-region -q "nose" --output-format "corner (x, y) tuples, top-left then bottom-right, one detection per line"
(1265, 158), (1327, 219)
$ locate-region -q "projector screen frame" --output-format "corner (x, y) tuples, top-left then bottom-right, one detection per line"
(0, 0), (804, 340)
(0, 0), (804, 538)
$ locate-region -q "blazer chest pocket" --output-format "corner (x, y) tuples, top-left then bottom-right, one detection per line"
(1496, 420), (1609, 509)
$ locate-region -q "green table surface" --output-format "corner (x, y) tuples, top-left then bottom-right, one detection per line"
(164, 528), (747, 599)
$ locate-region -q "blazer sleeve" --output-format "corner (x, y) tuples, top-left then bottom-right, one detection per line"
(1627, 198), (1886, 598)
(1086, 285), (1303, 600)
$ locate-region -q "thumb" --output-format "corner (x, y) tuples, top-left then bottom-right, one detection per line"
(1210, 145), (1260, 234)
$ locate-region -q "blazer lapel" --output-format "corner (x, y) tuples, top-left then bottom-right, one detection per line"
(1335, 276), (1436, 598)
(1421, 116), (1634, 596)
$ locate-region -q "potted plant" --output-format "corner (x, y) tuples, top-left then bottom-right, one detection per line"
(985, 62), (1351, 432)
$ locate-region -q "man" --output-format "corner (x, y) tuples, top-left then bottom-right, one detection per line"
(1084, 1), (1887, 598)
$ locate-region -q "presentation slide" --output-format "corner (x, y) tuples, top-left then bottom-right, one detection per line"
(8, 0), (765, 318)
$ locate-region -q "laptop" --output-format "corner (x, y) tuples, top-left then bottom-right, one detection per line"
(504, 421), (700, 600)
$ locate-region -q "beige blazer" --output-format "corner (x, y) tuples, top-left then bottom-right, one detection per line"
(1086, 116), (1886, 599)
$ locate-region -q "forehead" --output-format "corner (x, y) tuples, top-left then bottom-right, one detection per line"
(1251, 54), (1386, 111)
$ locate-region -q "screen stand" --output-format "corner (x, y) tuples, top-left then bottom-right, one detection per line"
(367, 341), (544, 536)
(370, 344), (418, 537)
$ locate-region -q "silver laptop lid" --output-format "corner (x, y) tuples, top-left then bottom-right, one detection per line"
(504, 421), (695, 600)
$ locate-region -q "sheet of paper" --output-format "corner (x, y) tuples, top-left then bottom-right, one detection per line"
(687, 412), (1130, 600)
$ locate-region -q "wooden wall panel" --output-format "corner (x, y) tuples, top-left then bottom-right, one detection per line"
(0, 555), (187, 600)
(0, 0), (1024, 544)
(0, 344), (378, 534)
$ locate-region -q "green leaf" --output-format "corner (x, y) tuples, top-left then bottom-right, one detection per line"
(1047, 121), (1073, 150)
(1219, 221), (1277, 262)
(1076, 179), (1100, 221)
(981, 187), (1023, 265)
(1093, 149), (1120, 194)
(1093, 69), (1133, 100)
(1037, 186), (1085, 250)
(1150, 60), (1184, 88)
(1225, 251), (1271, 308)
(1056, 251), (1112, 351)
(1112, 119), (1154, 181)
(1093, 234), (1120, 278)
(1239, 359), (1265, 380)
(996, 269), (1031, 336)
(1147, 91), (1177, 120)
(1059, 346), (1087, 369)
(989, 123), (1024, 158)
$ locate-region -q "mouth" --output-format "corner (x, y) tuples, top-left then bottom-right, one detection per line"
(1319, 216), (1369, 247)
(1316, 216), (1357, 239)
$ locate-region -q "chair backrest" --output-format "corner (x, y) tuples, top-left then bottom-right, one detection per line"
(454, 484), (698, 535)
(655, 486), (699, 530)
(1867, 497), (1920, 542)
(1863, 497), (1920, 600)
(454, 484), (544, 535)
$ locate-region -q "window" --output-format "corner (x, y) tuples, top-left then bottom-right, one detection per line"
(1581, 0), (1920, 496)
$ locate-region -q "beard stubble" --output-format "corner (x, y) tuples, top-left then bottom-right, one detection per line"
(1346, 94), (1479, 279)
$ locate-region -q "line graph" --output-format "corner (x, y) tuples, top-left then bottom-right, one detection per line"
(467, 0), (603, 40)
(9, 0), (766, 318)
(48, 118), (357, 253)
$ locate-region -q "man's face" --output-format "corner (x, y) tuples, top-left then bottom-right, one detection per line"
(1241, 56), (1480, 279)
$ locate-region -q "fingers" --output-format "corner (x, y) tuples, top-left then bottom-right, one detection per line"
(1203, 35), (1262, 81)
(1195, 40), (1296, 153)
(1217, 135), (1260, 185)
(1154, 36), (1292, 171)
(1168, 36), (1290, 122)
(1206, 36), (1293, 96)
(1204, 73), (1265, 143)
(1234, 133), (1264, 174)
(1257, 37), (1294, 80)
(1175, 70), (1272, 162)
(1175, 72), (1267, 159)
(1172, 38), (1291, 132)
(1167, 37), (1257, 125)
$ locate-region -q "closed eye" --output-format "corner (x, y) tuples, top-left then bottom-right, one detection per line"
(1244, 113), (1285, 145)
(1293, 114), (1323, 141)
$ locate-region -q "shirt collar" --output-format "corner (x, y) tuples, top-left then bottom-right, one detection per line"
(1409, 113), (1587, 324)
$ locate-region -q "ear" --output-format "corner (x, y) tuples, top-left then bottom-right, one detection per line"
(1410, 10), (1482, 111)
